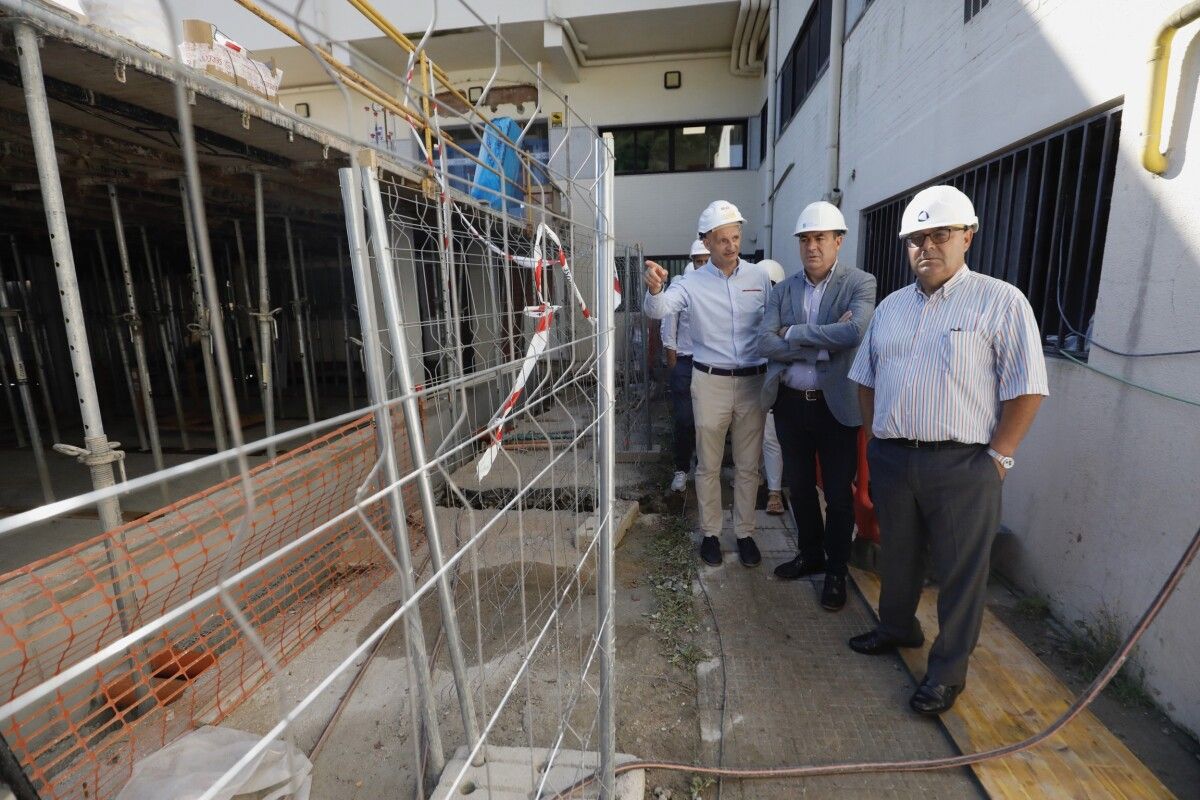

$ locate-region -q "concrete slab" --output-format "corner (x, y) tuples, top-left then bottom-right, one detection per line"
(431, 744), (644, 799)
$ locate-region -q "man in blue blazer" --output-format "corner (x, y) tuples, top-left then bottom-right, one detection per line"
(759, 201), (877, 611)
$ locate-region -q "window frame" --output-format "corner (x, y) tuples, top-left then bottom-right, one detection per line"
(600, 119), (750, 176)
(777, 0), (833, 136)
(964, 0), (990, 23)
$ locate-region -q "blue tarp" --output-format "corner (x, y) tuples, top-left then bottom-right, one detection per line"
(470, 117), (526, 211)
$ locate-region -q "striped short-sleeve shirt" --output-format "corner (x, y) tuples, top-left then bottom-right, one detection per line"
(848, 267), (1049, 444)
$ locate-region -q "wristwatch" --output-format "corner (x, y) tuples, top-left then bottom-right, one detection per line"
(987, 448), (1015, 470)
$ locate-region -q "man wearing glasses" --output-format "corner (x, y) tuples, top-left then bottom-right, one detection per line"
(846, 185), (1047, 715)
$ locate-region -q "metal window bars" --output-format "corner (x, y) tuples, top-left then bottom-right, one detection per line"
(0, 1), (626, 798)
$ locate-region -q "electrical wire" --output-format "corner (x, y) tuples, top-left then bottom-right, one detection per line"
(547, 521), (1200, 798)
(1056, 348), (1200, 408)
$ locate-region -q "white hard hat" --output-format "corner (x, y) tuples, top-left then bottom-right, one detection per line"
(793, 201), (847, 235)
(758, 259), (786, 284)
(898, 185), (979, 239)
(698, 200), (746, 236)
(689, 239), (710, 257)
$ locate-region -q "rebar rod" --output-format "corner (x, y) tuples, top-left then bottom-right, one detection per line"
(94, 231), (150, 452)
(180, 181), (228, 467)
(254, 174), (276, 458)
(339, 165), (445, 781)
(363, 167), (483, 755)
(0, 261), (52, 502)
(8, 237), (59, 444)
(140, 227), (190, 451)
(284, 219), (316, 426)
(107, 186), (167, 496)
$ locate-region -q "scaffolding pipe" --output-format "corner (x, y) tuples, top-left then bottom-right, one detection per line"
(594, 133), (618, 799)
(297, 239), (322, 412)
(0, 260), (52, 502)
(233, 219), (263, 399)
(337, 242), (355, 409)
(362, 167), (483, 757)
(339, 166), (446, 781)
(180, 181), (229, 468)
(107, 186), (167, 491)
(9, 237), (60, 444)
(284, 220), (316, 426)
(0, 339), (24, 448)
(140, 227), (190, 451)
(254, 174), (276, 458)
(222, 242), (251, 402)
(94, 231), (150, 452)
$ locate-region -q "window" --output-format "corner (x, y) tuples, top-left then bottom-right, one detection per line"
(964, 0), (989, 22)
(778, 0), (832, 132)
(759, 103), (768, 164)
(858, 108), (1122, 358)
(603, 120), (747, 175)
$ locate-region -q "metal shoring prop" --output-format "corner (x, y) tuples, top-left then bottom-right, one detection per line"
(0, 333), (23, 447)
(253, 174), (277, 458)
(180, 180), (229, 470)
(233, 219), (264, 401)
(92, 235), (150, 453)
(343, 167), (447, 783)
(9, 236), (60, 444)
(363, 165), (484, 762)
(592, 132), (619, 799)
(107, 185), (168, 499)
(297, 239), (324, 413)
(283, 217), (316, 426)
(222, 241), (251, 402)
(337, 242), (355, 410)
(156, 247), (183, 355)
(140, 227), (190, 451)
(0, 256), (52, 502)
(94, 231), (150, 452)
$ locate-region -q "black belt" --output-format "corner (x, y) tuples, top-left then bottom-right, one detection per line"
(779, 385), (823, 401)
(882, 438), (981, 450)
(676, 354), (693, 361)
(693, 362), (766, 377)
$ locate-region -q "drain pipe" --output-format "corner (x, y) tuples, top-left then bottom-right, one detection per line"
(765, 0), (780, 257)
(1143, 0), (1200, 174)
(824, 0), (846, 205)
(731, 0), (769, 76)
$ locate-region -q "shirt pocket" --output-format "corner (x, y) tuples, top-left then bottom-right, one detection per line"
(946, 330), (992, 375)
(735, 288), (767, 320)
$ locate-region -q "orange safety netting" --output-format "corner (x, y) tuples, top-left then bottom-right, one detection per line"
(0, 413), (421, 800)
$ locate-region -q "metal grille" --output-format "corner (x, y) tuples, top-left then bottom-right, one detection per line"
(965, 0), (990, 23)
(859, 107), (1122, 356)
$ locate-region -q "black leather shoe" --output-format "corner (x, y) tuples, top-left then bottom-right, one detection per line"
(700, 536), (722, 566)
(820, 574), (847, 611)
(848, 628), (925, 655)
(736, 536), (761, 567)
(772, 554), (826, 580)
(909, 679), (964, 715)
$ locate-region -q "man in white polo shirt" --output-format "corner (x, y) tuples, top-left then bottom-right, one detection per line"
(643, 201), (771, 568)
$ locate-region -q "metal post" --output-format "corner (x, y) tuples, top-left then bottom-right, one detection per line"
(0, 342), (24, 448)
(594, 134), (618, 799)
(637, 243), (651, 449)
(283, 218), (316, 426)
(107, 186), (167, 490)
(0, 260), (52, 502)
(9, 237), (60, 444)
(339, 166), (445, 780)
(297, 238), (323, 412)
(233, 219), (263, 400)
(94, 232), (149, 452)
(180, 181), (228, 467)
(140, 227), (190, 451)
(362, 168), (483, 753)
(253, 175), (276, 458)
(222, 242), (250, 402)
(338, 242), (355, 410)
(15, 21), (126, 532)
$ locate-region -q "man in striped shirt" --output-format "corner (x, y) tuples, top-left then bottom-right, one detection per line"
(847, 185), (1048, 716)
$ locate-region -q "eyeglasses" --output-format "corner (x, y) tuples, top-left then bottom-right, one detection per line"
(904, 226), (969, 249)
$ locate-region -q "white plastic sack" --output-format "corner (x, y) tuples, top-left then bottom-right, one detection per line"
(81, 0), (172, 55)
(116, 726), (312, 800)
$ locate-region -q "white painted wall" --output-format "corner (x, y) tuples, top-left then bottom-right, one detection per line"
(768, 0), (1200, 734)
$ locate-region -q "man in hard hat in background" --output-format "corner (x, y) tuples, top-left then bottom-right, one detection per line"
(662, 240), (710, 493)
(757, 259), (788, 516)
(847, 185), (1047, 715)
(644, 201), (771, 568)
(759, 201), (877, 612)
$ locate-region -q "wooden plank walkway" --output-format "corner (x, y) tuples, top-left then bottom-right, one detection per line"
(850, 568), (1176, 800)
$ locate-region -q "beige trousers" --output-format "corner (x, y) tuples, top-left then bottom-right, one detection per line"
(690, 368), (767, 539)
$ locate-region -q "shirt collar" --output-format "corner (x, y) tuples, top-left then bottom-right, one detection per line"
(703, 259), (743, 279)
(804, 261), (837, 290)
(913, 264), (971, 299)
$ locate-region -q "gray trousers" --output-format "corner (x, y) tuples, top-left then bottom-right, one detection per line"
(868, 438), (1002, 686)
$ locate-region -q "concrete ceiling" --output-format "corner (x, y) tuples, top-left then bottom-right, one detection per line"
(567, 4), (739, 59)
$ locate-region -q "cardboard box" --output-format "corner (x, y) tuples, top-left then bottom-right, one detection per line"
(179, 19), (283, 102)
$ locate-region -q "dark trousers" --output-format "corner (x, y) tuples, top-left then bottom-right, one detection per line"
(667, 356), (695, 471)
(868, 438), (1002, 686)
(772, 387), (859, 576)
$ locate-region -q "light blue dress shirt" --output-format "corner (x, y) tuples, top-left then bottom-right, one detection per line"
(644, 260), (771, 369)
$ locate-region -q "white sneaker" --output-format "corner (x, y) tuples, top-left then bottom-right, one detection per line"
(670, 471), (688, 493)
